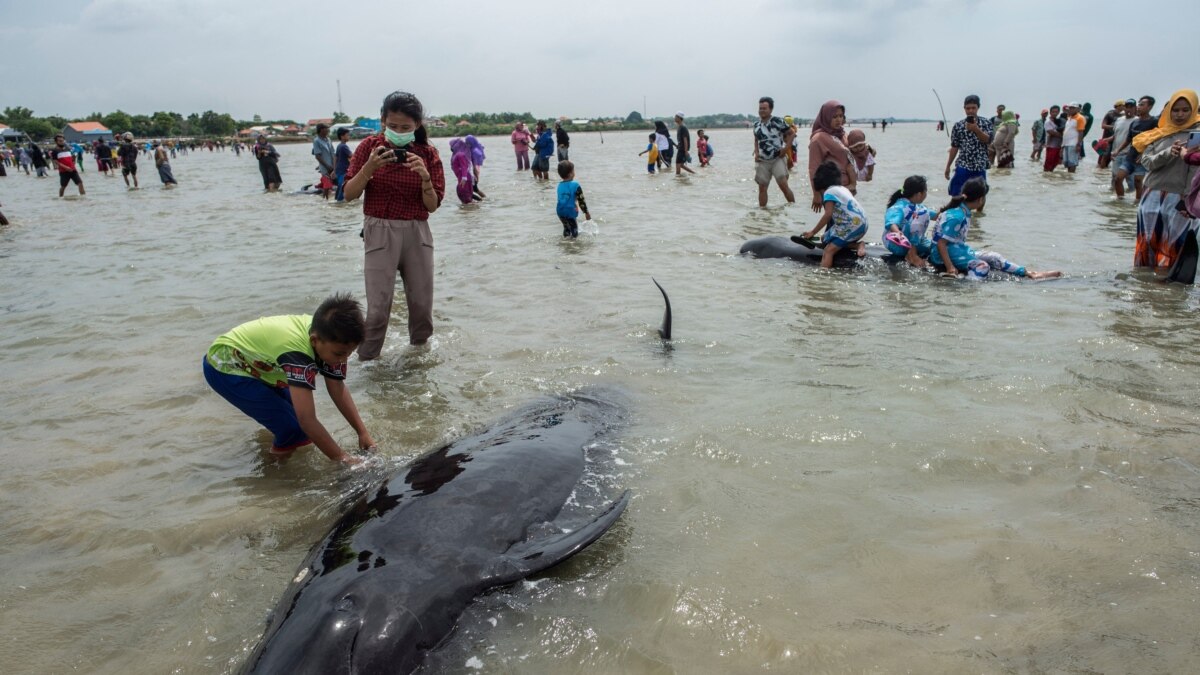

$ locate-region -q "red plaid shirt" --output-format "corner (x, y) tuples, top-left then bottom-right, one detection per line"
(347, 135), (445, 221)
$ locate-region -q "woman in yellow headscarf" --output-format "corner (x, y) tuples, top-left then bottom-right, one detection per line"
(1134, 89), (1200, 272)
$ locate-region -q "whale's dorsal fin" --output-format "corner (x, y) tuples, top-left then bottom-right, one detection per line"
(652, 278), (671, 340)
(484, 490), (631, 586)
(1165, 229), (1198, 285)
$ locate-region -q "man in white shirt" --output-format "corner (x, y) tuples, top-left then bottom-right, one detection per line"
(1060, 102), (1087, 173)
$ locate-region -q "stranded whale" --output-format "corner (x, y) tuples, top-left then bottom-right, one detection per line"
(239, 392), (631, 675)
(739, 235), (899, 267)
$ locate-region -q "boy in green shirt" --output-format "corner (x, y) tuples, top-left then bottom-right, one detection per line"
(203, 293), (375, 465)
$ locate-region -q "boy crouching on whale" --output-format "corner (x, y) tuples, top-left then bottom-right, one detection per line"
(202, 293), (375, 465)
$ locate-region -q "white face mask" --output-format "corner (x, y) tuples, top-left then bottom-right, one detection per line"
(384, 128), (415, 147)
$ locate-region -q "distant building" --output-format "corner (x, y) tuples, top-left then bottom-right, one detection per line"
(0, 122), (24, 141)
(571, 119), (589, 125)
(307, 118), (334, 128)
(62, 121), (113, 144)
(456, 120), (471, 127)
(354, 117), (381, 132)
(282, 124), (303, 134)
(427, 117), (448, 128)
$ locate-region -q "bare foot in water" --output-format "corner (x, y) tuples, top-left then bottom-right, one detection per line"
(856, 242), (867, 257)
(1026, 270), (1062, 280)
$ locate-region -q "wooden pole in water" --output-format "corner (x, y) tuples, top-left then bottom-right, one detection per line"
(932, 88), (950, 137)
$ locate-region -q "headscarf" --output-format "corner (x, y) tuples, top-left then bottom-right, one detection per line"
(846, 129), (873, 169)
(1001, 110), (1018, 127)
(1134, 89), (1200, 152)
(811, 100), (846, 141)
(465, 135), (485, 165)
(448, 137), (466, 155)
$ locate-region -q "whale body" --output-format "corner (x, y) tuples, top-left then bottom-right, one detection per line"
(239, 392), (631, 675)
(739, 236), (902, 267)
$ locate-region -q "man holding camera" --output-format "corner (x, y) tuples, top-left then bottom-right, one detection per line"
(944, 94), (995, 198)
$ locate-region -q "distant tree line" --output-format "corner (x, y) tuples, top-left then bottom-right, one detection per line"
(2, 104), (818, 142)
(1, 105), (241, 140)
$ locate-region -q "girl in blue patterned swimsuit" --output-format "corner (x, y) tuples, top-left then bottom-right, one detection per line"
(883, 175), (936, 269)
(930, 178), (1062, 280)
(793, 160), (869, 268)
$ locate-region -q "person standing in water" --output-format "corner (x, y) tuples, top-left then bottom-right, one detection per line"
(555, 160), (591, 239)
(335, 127), (352, 202)
(531, 121), (554, 180)
(51, 134), (86, 197)
(29, 142), (49, 178)
(254, 134), (282, 192)
(118, 132), (141, 188)
(808, 100), (857, 209)
(1061, 103), (1087, 174)
(752, 96), (796, 208)
(1030, 109), (1047, 161)
(1112, 96), (1158, 200)
(1133, 89), (1200, 272)
(312, 123), (336, 199)
(153, 140), (177, 187)
(465, 135), (486, 198)
(944, 95), (993, 199)
(674, 112), (695, 176)
(511, 121), (532, 171)
(554, 122), (570, 162)
(342, 90), (445, 356)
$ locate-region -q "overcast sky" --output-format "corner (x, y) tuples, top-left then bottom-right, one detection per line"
(2, 0), (1195, 123)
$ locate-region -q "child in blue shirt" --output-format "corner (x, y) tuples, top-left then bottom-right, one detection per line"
(638, 133), (659, 173)
(556, 160), (591, 238)
(793, 160), (869, 267)
(930, 178), (1061, 280)
(883, 175), (936, 268)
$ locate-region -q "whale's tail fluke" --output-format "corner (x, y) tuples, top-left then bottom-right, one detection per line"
(1165, 229), (1198, 285)
(653, 278), (672, 340)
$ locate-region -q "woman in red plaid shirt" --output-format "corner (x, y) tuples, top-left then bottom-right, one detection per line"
(343, 91), (446, 359)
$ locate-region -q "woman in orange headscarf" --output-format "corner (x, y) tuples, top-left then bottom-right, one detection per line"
(1134, 89), (1200, 272)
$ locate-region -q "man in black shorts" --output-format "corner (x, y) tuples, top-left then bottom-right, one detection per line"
(51, 134), (86, 197)
(674, 112), (695, 176)
(118, 131), (140, 188)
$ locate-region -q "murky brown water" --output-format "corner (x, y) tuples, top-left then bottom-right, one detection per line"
(1, 126), (1198, 674)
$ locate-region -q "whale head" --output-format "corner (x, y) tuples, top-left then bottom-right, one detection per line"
(242, 565), (460, 675)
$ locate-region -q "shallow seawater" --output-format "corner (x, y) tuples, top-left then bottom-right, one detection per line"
(1, 127), (1198, 674)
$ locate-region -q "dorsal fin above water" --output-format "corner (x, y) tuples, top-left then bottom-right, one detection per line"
(653, 278), (672, 340)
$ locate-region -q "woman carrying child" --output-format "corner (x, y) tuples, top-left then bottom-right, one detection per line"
(808, 101), (858, 212)
(930, 178), (1061, 280)
(882, 175), (935, 269)
(792, 160), (869, 267)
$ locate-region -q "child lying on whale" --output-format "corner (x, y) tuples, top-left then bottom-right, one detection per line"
(792, 160), (869, 267)
(882, 175), (936, 269)
(930, 178), (1062, 280)
(202, 293), (376, 465)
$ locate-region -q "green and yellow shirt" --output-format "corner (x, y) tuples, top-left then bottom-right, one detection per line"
(206, 314), (347, 389)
